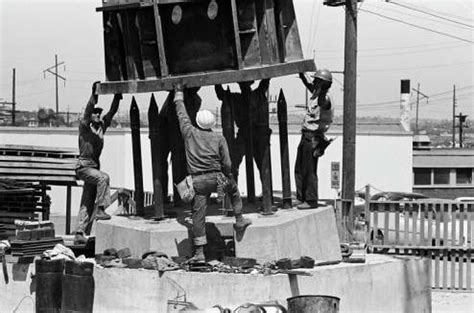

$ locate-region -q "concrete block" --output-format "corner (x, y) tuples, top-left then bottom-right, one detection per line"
(96, 206), (341, 263)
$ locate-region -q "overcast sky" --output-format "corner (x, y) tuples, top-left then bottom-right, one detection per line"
(1, 0), (473, 121)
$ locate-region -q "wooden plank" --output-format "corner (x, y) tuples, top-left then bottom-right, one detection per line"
(468, 204), (473, 249)
(0, 162), (76, 170)
(0, 144), (78, 154)
(0, 168), (76, 176)
(434, 249), (440, 288)
(427, 203), (433, 245)
(442, 248), (448, 290)
(420, 202), (426, 246)
(97, 59), (315, 94)
(136, 7), (161, 78)
(395, 202), (400, 245)
(435, 203), (441, 246)
(274, 0), (303, 62)
(255, 0), (279, 65)
(451, 248), (456, 290)
(103, 11), (125, 81)
(231, 0), (244, 69)
(152, 3), (169, 76)
(467, 249), (472, 291)
(410, 202), (417, 246)
(0, 155), (78, 164)
(0, 211), (37, 218)
(0, 175), (77, 184)
(372, 203), (379, 245)
(443, 203), (449, 247)
(236, 0), (262, 67)
(66, 186), (72, 235)
(404, 203), (409, 246)
(383, 203), (390, 245)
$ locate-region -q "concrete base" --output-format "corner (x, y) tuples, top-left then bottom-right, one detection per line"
(96, 206), (342, 263)
(1, 255), (432, 313)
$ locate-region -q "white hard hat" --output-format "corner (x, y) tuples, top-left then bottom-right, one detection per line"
(196, 110), (216, 130)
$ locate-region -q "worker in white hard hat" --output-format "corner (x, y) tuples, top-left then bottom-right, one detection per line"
(173, 84), (252, 263)
(295, 69), (334, 209)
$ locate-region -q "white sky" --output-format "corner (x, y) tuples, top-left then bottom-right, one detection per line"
(0, 0), (473, 120)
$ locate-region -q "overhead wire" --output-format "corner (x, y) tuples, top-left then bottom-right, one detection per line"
(388, 1), (474, 29)
(359, 8), (474, 44)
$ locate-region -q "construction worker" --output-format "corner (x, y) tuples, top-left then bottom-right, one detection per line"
(157, 88), (201, 205)
(74, 81), (122, 244)
(295, 69), (334, 209)
(214, 79), (271, 184)
(173, 84), (252, 262)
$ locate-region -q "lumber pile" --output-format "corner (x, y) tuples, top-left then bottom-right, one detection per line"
(10, 220), (63, 257)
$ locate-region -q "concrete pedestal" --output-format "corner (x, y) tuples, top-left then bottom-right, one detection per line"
(0, 255), (431, 313)
(96, 206), (342, 262)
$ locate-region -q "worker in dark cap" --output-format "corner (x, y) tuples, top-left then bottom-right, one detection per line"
(295, 69), (334, 209)
(74, 81), (122, 244)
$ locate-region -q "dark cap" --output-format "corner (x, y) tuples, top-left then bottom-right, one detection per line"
(93, 107), (103, 115)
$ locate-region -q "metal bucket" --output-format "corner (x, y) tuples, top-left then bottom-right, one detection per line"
(61, 261), (94, 313)
(35, 259), (65, 313)
(287, 295), (340, 313)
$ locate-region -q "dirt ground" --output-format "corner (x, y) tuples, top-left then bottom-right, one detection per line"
(432, 291), (473, 313)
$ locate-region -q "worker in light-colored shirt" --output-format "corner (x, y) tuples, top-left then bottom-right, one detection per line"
(295, 69), (334, 209)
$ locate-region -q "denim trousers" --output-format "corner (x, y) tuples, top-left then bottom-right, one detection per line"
(294, 134), (320, 204)
(75, 166), (111, 234)
(192, 172), (242, 246)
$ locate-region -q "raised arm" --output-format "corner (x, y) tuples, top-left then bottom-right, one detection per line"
(174, 86), (194, 139)
(219, 138), (232, 176)
(257, 78), (270, 93)
(214, 84), (226, 100)
(103, 94), (122, 129)
(81, 82), (100, 126)
(299, 73), (315, 93)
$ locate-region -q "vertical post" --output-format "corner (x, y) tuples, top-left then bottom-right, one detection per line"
(221, 87), (235, 215)
(341, 0), (357, 239)
(12, 68), (15, 126)
(260, 88), (273, 215)
(148, 94), (164, 219)
(55, 54), (59, 115)
(66, 186), (72, 235)
(277, 89), (292, 209)
(399, 79), (410, 132)
(242, 89), (256, 202)
(364, 184), (371, 242)
(130, 97), (144, 216)
(452, 85), (456, 148)
(415, 83), (420, 133)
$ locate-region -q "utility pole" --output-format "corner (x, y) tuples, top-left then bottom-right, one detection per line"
(43, 54), (66, 115)
(452, 85), (456, 148)
(412, 83), (429, 133)
(455, 113), (468, 148)
(12, 68), (16, 126)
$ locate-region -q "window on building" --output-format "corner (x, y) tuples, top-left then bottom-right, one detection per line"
(414, 168), (431, 185)
(456, 168), (472, 184)
(433, 168), (450, 185)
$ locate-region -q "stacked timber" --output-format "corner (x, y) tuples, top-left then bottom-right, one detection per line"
(0, 144), (78, 184)
(0, 145), (79, 238)
(10, 220), (63, 257)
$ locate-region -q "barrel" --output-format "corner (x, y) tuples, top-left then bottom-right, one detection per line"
(287, 295), (340, 313)
(35, 259), (65, 313)
(61, 261), (94, 313)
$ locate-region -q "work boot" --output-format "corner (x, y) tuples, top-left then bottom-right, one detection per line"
(95, 207), (111, 220)
(74, 232), (88, 245)
(234, 214), (252, 232)
(297, 201), (318, 210)
(187, 245), (205, 263)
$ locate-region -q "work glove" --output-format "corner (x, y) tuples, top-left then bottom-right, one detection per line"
(173, 82), (184, 103)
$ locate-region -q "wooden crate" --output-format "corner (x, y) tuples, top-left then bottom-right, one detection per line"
(96, 0), (315, 94)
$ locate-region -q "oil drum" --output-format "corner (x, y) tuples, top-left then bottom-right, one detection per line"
(35, 259), (65, 313)
(287, 295), (340, 313)
(61, 260), (94, 313)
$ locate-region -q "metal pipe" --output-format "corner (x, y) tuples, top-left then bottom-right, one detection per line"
(148, 94), (164, 219)
(130, 97), (144, 216)
(277, 89), (292, 209)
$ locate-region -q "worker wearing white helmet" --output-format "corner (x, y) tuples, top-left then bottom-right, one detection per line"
(173, 84), (252, 263)
(295, 68), (335, 209)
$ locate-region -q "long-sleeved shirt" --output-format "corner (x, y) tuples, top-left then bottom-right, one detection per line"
(77, 94), (120, 168)
(175, 96), (231, 176)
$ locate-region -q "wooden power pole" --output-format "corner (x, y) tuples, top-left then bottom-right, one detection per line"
(12, 68), (16, 126)
(43, 54), (66, 115)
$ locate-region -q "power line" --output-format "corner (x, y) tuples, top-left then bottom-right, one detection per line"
(360, 60), (474, 72)
(389, 1), (474, 28)
(360, 9), (474, 44)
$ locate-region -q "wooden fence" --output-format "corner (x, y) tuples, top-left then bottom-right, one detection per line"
(367, 200), (473, 292)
